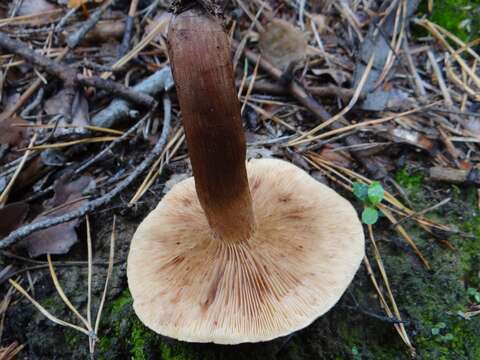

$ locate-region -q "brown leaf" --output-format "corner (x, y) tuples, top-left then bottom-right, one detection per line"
(0, 202), (29, 238)
(310, 14), (329, 34)
(0, 115), (28, 148)
(259, 19), (308, 70)
(19, 174), (95, 257)
(44, 90), (89, 126)
(319, 145), (353, 168)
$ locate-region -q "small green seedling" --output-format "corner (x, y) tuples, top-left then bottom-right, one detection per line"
(351, 346), (362, 360)
(431, 322), (454, 343)
(352, 182), (384, 225)
(467, 287), (480, 303)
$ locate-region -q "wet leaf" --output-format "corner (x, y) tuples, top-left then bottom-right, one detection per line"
(0, 115), (28, 149)
(0, 202), (29, 238)
(360, 88), (412, 111)
(19, 175), (95, 257)
(259, 19), (308, 70)
(318, 146), (352, 168)
(40, 149), (67, 167)
(44, 89), (89, 126)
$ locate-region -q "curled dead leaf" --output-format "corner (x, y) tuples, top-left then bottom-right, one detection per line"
(44, 90), (89, 126)
(319, 145), (353, 168)
(18, 175), (95, 257)
(0, 202), (29, 238)
(0, 115), (28, 149)
(259, 19), (308, 70)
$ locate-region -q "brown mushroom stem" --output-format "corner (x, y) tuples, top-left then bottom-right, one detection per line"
(167, 8), (255, 243)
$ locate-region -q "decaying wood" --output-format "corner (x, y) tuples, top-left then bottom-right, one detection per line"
(167, 7), (255, 243)
(429, 167), (480, 185)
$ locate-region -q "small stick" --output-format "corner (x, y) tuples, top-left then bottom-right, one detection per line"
(0, 98), (172, 249)
(427, 50), (453, 107)
(118, 0), (140, 58)
(67, 0), (116, 49)
(76, 75), (156, 107)
(0, 133), (37, 206)
(429, 167), (480, 185)
(0, 32), (157, 108)
(74, 114), (148, 174)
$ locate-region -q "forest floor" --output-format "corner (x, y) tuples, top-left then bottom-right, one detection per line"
(1, 0), (480, 359)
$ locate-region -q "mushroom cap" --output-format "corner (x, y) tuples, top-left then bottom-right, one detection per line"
(127, 158), (364, 344)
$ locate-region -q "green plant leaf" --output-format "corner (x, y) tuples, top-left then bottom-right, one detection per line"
(361, 207), (379, 225)
(367, 182), (384, 206)
(353, 182), (369, 202)
(431, 328), (440, 336)
(441, 333), (454, 342)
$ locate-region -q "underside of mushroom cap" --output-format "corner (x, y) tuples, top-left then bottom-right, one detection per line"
(127, 158), (365, 344)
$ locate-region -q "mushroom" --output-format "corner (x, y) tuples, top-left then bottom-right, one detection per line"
(127, 7), (365, 344)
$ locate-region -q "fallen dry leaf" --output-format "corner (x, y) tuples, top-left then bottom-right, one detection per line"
(0, 202), (29, 238)
(310, 14), (329, 34)
(44, 89), (89, 126)
(319, 145), (353, 168)
(259, 19), (308, 70)
(0, 115), (28, 149)
(19, 174), (95, 257)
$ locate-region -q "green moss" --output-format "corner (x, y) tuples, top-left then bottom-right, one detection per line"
(129, 320), (155, 360)
(460, 215), (480, 287)
(39, 296), (66, 313)
(395, 167), (424, 191)
(110, 289), (133, 314)
(419, 0), (480, 41)
(159, 342), (194, 360)
(64, 329), (82, 347)
(95, 290), (194, 360)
